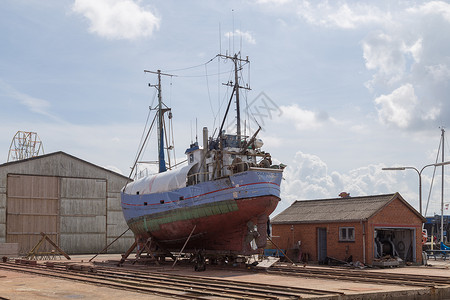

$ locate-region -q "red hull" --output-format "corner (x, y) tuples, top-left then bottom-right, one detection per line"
(136, 195), (279, 255)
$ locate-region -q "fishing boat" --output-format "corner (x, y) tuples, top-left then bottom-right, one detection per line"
(121, 53), (285, 257)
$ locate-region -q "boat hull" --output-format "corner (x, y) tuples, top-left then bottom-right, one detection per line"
(121, 169), (282, 254)
(128, 195), (278, 254)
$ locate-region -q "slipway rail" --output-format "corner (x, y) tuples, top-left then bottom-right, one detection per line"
(264, 265), (450, 288)
(0, 261), (343, 299)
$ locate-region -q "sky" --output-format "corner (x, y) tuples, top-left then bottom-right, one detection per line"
(1, 0), (450, 217)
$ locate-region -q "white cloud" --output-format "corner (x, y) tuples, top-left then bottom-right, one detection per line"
(275, 150), (408, 215)
(374, 83), (441, 129)
(72, 0), (160, 40)
(407, 1), (450, 22)
(279, 151), (336, 211)
(279, 104), (326, 130)
(407, 38), (423, 63)
(426, 64), (450, 82)
(296, 1), (390, 29)
(256, 0), (292, 5)
(225, 30), (256, 45)
(374, 83), (417, 128)
(280, 1), (450, 130)
(362, 32), (405, 85)
(274, 149), (434, 217)
(422, 107), (441, 121)
(0, 79), (62, 122)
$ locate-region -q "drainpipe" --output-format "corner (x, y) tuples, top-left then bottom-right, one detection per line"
(362, 220), (366, 264)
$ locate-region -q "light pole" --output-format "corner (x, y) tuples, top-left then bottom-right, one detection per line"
(382, 161), (450, 216)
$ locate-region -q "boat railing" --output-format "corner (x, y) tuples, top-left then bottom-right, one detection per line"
(186, 171), (209, 186)
(186, 162), (251, 185)
(135, 168), (149, 180)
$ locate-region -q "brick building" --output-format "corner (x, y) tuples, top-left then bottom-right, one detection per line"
(271, 193), (426, 265)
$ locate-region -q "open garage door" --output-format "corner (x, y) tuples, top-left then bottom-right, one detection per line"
(374, 227), (416, 263)
(6, 174), (59, 254)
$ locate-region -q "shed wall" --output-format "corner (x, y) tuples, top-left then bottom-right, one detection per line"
(272, 221), (366, 263)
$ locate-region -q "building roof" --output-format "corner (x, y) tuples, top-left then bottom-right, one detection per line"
(0, 151), (130, 180)
(271, 193), (426, 224)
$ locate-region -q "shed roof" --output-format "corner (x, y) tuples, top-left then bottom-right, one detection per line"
(271, 193), (426, 224)
(0, 151), (129, 180)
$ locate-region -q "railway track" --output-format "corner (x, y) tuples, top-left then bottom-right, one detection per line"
(264, 265), (450, 288)
(0, 261), (343, 299)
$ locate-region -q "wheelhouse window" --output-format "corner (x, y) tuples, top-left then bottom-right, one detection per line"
(339, 227), (355, 242)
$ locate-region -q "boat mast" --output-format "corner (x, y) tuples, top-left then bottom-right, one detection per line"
(234, 55), (241, 141)
(218, 53), (250, 144)
(145, 69), (174, 173)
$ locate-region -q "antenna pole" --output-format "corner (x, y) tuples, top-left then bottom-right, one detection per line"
(234, 54), (241, 142)
(217, 54), (250, 145)
(145, 69), (175, 173)
(196, 118), (198, 143)
(157, 70), (166, 172)
(441, 128), (445, 243)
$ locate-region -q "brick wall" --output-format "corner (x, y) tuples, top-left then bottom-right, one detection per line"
(272, 221), (367, 263)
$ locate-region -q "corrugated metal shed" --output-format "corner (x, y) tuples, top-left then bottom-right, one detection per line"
(272, 193), (426, 224)
(0, 151), (133, 254)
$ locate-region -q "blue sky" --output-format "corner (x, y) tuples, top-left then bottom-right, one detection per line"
(2, 0), (450, 216)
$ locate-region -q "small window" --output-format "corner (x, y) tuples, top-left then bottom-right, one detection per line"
(160, 200), (165, 204)
(339, 227), (355, 242)
(189, 154), (194, 163)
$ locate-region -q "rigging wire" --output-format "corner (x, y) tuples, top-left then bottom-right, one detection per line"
(169, 75), (173, 108)
(133, 90), (157, 167)
(220, 67), (236, 134)
(162, 55), (217, 73)
(216, 56), (220, 130)
(172, 70), (234, 78)
(204, 63), (216, 128)
(129, 113), (157, 179)
(170, 114), (176, 167)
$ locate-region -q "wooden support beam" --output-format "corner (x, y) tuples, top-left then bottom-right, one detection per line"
(25, 232), (71, 260)
(172, 225), (196, 268)
(118, 240), (137, 266)
(89, 228), (130, 262)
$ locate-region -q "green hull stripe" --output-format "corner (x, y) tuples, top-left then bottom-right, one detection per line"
(143, 217), (148, 232)
(130, 200), (239, 232)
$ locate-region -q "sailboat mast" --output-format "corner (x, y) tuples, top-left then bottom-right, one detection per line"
(157, 70), (167, 173)
(145, 69), (175, 173)
(234, 54), (241, 143)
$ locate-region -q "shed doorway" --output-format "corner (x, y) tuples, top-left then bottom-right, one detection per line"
(317, 227), (327, 263)
(374, 227), (416, 262)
